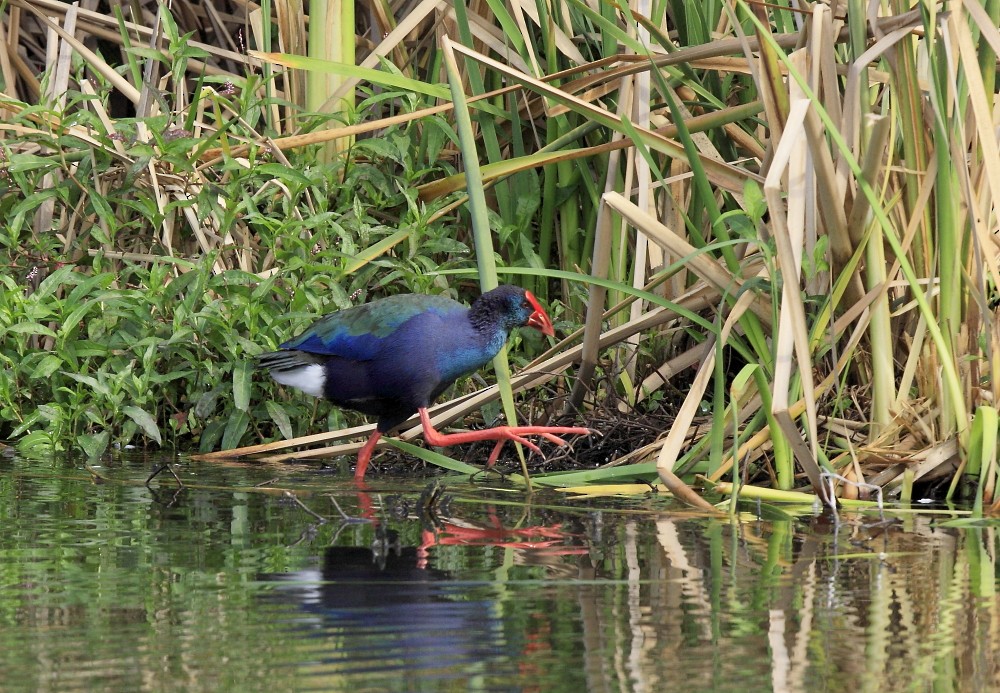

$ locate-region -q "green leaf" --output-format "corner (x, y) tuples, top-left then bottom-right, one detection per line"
(66, 272), (115, 306)
(253, 51), (450, 100)
(265, 401), (294, 440)
(353, 137), (403, 163)
(10, 410), (44, 438)
(17, 430), (56, 452)
(63, 371), (112, 397)
(730, 364), (759, 402)
(195, 387), (222, 418)
(7, 152), (58, 173)
(743, 178), (767, 221)
(126, 46), (171, 64)
(78, 431), (110, 460)
(61, 300), (104, 338)
(122, 405), (162, 445)
(199, 420), (225, 453)
(233, 361), (252, 412)
(33, 265), (78, 298)
(343, 229), (410, 274)
(530, 463), (660, 487)
(149, 370), (194, 384)
(384, 438), (484, 476)
(30, 354), (63, 380)
(253, 163), (314, 187)
(966, 405), (999, 513)
(5, 322), (58, 338)
(221, 410), (250, 450)
(71, 340), (110, 358)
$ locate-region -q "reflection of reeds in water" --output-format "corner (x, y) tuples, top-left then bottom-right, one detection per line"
(569, 513), (1000, 692)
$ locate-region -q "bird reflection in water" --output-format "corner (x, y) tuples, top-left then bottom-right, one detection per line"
(261, 490), (589, 684)
(261, 530), (514, 681)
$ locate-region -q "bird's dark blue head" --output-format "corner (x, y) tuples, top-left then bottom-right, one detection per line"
(470, 285), (555, 337)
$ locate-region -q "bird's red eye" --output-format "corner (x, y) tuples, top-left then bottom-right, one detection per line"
(523, 299), (532, 309)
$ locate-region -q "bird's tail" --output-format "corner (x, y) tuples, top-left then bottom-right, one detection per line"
(256, 350), (328, 398)
(255, 349), (322, 372)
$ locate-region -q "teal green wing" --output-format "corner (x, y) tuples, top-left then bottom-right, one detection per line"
(280, 293), (465, 360)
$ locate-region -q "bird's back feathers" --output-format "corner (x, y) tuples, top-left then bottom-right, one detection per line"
(279, 294), (466, 360)
(257, 286), (541, 433)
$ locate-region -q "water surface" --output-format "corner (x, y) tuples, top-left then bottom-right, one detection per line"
(0, 452), (996, 692)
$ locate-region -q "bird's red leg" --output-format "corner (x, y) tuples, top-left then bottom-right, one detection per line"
(486, 440), (506, 467)
(354, 430), (382, 481)
(419, 408), (590, 466)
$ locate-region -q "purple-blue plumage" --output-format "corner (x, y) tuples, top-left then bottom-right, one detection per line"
(257, 285), (552, 434)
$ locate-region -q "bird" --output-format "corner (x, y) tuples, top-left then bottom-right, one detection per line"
(256, 285), (590, 480)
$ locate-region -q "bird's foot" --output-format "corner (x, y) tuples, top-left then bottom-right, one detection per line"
(418, 407), (593, 468)
(482, 425), (593, 466)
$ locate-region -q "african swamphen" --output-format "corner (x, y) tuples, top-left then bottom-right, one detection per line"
(257, 285), (589, 480)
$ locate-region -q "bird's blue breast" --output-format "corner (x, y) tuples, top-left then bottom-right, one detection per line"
(434, 328), (507, 383)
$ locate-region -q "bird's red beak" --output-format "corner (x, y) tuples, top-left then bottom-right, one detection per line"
(524, 290), (555, 337)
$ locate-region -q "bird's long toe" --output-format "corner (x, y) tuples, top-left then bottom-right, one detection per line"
(504, 431), (544, 455)
(509, 425), (592, 436)
(536, 432), (570, 446)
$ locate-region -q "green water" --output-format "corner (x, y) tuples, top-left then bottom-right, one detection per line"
(0, 452), (996, 692)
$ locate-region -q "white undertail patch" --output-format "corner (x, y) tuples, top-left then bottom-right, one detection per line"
(270, 364), (326, 398)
